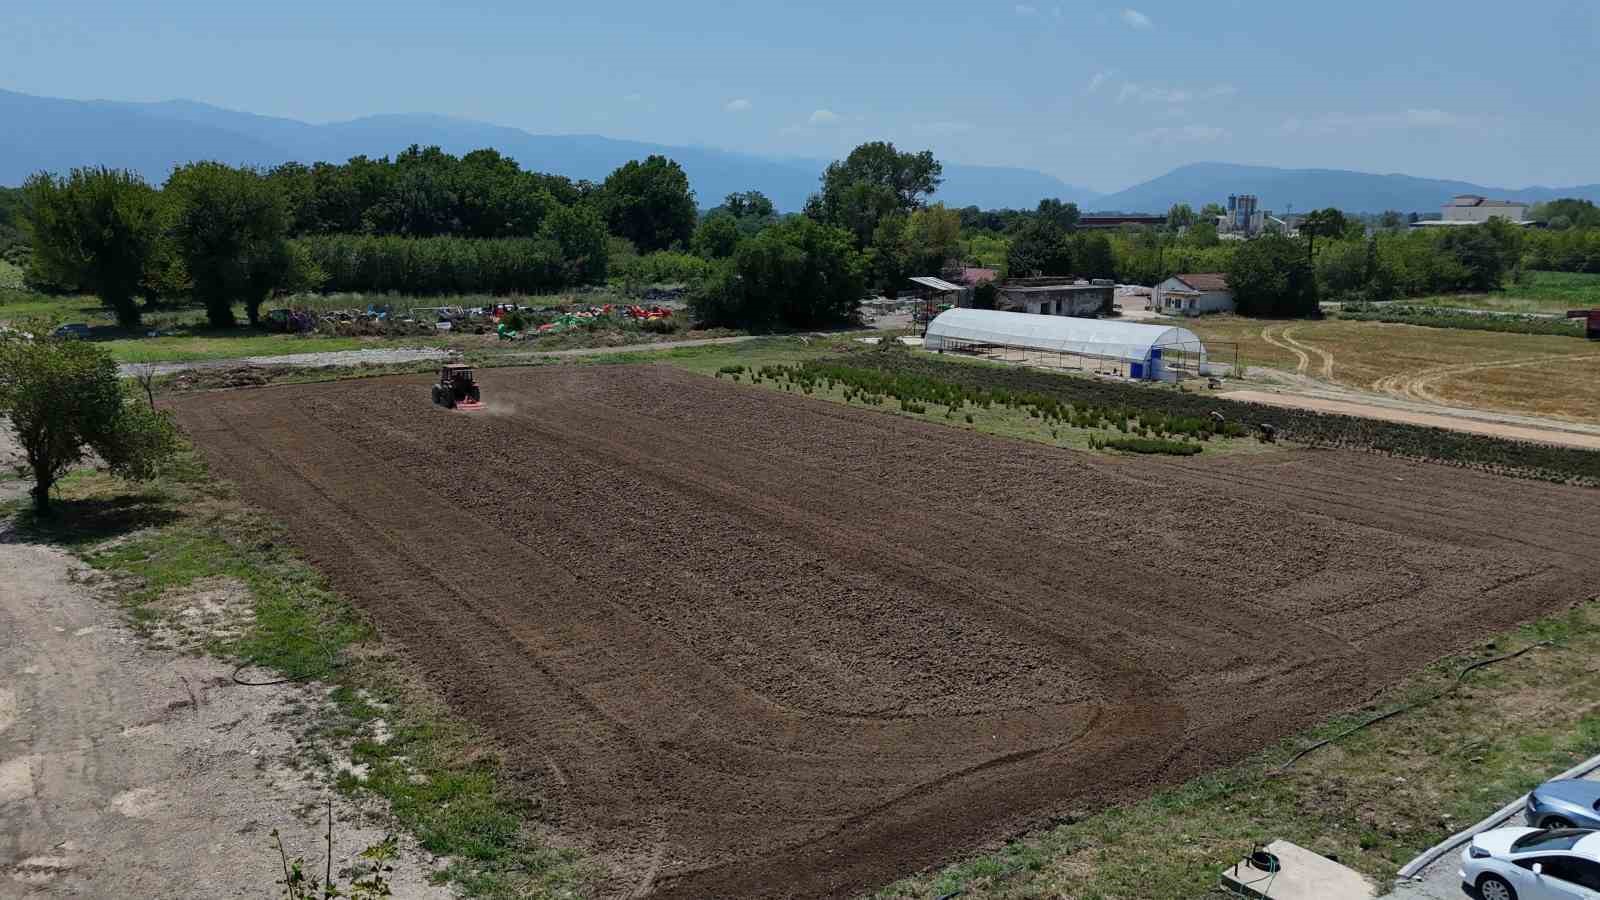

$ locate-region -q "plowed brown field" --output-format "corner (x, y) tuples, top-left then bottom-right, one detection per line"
(171, 364), (1600, 899)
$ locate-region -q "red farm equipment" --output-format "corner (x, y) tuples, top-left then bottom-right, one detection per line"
(1568, 309), (1600, 341)
(431, 364), (484, 411)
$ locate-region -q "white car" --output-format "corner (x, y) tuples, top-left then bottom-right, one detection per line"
(1460, 827), (1600, 900)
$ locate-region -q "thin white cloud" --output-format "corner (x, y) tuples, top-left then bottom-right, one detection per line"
(1277, 108), (1481, 136)
(623, 93), (643, 103)
(808, 108), (840, 125)
(1015, 3), (1037, 14)
(1121, 8), (1152, 28)
(1086, 70), (1113, 94)
(1136, 124), (1228, 144)
(1117, 82), (1235, 104)
(724, 98), (752, 113)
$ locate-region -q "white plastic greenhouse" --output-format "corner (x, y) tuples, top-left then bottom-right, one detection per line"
(923, 308), (1207, 381)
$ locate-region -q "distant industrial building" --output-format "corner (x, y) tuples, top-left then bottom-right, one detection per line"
(1151, 273), (1234, 316)
(1410, 195), (1536, 228)
(1078, 214), (1167, 230)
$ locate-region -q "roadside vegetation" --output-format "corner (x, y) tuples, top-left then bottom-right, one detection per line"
(832, 344), (1600, 484)
(1401, 270), (1600, 315)
(2, 442), (598, 899)
(1335, 303), (1586, 337)
(873, 602), (1600, 899)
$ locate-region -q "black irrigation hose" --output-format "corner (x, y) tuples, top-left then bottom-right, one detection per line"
(1272, 640), (1553, 775)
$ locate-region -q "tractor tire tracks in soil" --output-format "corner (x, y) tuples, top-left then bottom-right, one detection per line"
(169, 365), (1600, 899)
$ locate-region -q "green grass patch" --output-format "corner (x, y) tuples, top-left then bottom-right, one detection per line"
(1407, 270), (1600, 314)
(1092, 435), (1205, 455)
(6, 451), (596, 898)
(1336, 303), (1585, 337)
(873, 605), (1600, 899)
(0, 259), (26, 290)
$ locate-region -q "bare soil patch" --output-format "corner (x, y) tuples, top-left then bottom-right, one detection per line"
(169, 364), (1600, 898)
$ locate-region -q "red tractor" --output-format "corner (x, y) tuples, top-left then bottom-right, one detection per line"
(431, 364), (484, 411)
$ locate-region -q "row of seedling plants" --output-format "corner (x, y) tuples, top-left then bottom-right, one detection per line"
(738, 362), (1251, 446)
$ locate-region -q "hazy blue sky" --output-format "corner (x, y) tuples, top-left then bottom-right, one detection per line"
(4, 0), (1597, 192)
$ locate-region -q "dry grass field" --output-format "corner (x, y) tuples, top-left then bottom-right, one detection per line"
(1181, 315), (1600, 424)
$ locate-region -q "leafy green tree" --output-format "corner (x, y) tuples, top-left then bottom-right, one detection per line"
(20, 167), (162, 328)
(598, 156), (697, 252)
(1439, 220), (1521, 291)
(1199, 202), (1227, 221)
(1072, 232), (1116, 279)
(692, 213), (742, 259)
(867, 212), (917, 295)
(541, 204), (611, 284)
(1378, 210), (1406, 230)
(1300, 208), (1349, 267)
(1166, 203), (1197, 229)
(362, 145), (460, 237)
(1186, 221), (1220, 247)
(164, 162), (296, 327)
(721, 191), (776, 220)
(908, 203), (963, 274)
(806, 142), (943, 247)
(1226, 234), (1318, 317)
(1529, 198), (1600, 229)
(1034, 198), (1080, 233)
(1005, 220), (1072, 276)
(689, 217), (865, 328)
(0, 336), (177, 514)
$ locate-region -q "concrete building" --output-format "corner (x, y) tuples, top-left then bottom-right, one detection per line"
(1411, 195), (1535, 229)
(959, 277), (1114, 317)
(1442, 195), (1529, 223)
(1151, 273), (1234, 316)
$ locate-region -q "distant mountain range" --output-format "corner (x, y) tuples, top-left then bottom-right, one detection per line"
(0, 89), (1098, 212)
(6, 90), (1598, 216)
(1095, 162), (1600, 216)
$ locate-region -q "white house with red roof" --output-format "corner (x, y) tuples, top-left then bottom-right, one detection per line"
(1152, 273), (1234, 316)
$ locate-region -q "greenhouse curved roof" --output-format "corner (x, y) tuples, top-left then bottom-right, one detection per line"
(924, 308), (1204, 363)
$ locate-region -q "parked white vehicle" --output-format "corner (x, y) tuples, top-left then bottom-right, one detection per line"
(1460, 827), (1600, 900)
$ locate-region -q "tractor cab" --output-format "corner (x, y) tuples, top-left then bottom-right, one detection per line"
(432, 364), (484, 410)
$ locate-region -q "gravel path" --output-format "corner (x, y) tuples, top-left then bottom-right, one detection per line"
(0, 427), (447, 898)
(1222, 384), (1600, 450)
(118, 346), (452, 378)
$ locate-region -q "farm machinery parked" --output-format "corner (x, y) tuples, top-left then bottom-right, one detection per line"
(1568, 309), (1600, 340)
(432, 364), (484, 411)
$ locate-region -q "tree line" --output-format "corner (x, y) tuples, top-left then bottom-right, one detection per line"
(13, 140), (1597, 332)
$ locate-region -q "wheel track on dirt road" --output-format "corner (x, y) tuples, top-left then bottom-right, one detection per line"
(1260, 324), (1310, 374)
(1372, 351), (1600, 404)
(1280, 325), (1335, 380)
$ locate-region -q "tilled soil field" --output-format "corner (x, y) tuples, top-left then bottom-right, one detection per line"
(171, 364), (1600, 898)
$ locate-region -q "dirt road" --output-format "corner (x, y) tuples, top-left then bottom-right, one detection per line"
(0, 530), (446, 899)
(1222, 388), (1600, 450)
(170, 365), (1600, 898)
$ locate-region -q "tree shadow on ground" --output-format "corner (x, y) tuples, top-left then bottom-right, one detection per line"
(3, 493), (179, 547)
